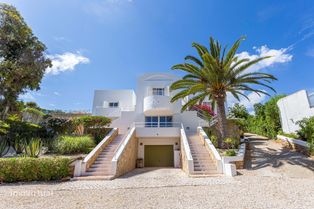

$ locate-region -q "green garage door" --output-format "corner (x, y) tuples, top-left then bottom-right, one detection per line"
(144, 145), (174, 167)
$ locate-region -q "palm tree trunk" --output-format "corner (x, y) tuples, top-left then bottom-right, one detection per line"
(216, 97), (227, 148)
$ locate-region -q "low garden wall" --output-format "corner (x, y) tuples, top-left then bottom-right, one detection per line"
(277, 135), (310, 156)
(197, 127), (223, 173)
(111, 127), (138, 178)
(180, 127), (194, 174)
(222, 141), (246, 169)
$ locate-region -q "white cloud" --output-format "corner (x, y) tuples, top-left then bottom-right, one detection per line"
(227, 91), (266, 111)
(53, 91), (60, 96)
(46, 52), (90, 75)
(19, 92), (36, 101)
(85, 0), (134, 17)
(236, 45), (292, 73)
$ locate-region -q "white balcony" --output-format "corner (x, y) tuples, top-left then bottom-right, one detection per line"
(94, 107), (121, 118)
(143, 95), (175, 116)
(134, 122), (181, 137)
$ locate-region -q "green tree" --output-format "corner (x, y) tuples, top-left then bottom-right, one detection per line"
(247, 95), (285, 138)
(228, 103), (250, 119)
(170, 36), (277, 147)
(0, 4), (51, 119)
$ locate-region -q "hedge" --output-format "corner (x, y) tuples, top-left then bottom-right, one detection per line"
(0, 157), (71, 183)
(54, 135), (95, 154)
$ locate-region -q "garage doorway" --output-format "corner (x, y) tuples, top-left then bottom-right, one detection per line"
(144, 145), (174, 167)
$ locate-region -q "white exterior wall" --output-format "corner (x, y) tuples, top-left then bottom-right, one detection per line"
(277, 90), (314, 133)
(92, 90), (136, 114)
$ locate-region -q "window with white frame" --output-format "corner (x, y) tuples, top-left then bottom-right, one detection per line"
(152, 88), (165, 96)
(145, 116), (173, 127)
(109, 102), (119, 108)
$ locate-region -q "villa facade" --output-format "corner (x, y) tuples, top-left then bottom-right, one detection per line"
(91, 73), (210, 169)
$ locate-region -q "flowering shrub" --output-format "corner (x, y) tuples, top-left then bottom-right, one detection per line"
(192, 104), (215, 116)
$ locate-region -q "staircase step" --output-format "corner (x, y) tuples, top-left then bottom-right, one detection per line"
(90, 164), (111, 169)
(88, 167), (112, 172)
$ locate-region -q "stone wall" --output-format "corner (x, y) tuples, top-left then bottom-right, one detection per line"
(281, 140), (310, 156)
(180, 136), (189, 174)
(277, 135), (311, 156)
(114, 131), (138, 177)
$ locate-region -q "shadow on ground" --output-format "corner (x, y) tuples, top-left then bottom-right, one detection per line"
(244, 137), (314, 173)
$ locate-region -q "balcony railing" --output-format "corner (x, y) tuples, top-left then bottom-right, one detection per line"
(133, 122), (181, 128)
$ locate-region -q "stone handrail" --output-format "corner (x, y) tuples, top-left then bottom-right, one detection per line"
(197, 126), (223, 173)
(111, 127), (136, 176)
(277, 135), (309, 147)
(180, 124), (194, 174)
(82, 128), (118, 172)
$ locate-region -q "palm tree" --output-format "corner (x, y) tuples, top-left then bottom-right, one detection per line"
(170, 37), (277, 148)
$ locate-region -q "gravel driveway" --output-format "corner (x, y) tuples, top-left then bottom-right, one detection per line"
(0, 137), (313, 209)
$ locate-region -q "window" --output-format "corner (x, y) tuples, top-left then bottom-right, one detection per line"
(160, 116), (173, 127)
(109, 102), (119, 108)
(145, 116), (173, 127)
(145, 116), (158, 127)
(152, 88), (165, 96)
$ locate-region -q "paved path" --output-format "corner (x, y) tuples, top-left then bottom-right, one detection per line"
(242, 134), (314, 178)
(0, 135), (313, 209)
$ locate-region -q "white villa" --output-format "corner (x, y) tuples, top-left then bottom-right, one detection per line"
(74, 73), (239, 180)
(277, 90), (314, 133)
(92, 73), (208, 134)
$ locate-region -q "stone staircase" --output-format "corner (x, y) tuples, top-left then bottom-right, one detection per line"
(82, 134), (124, 179)
(187, 132), (219, 176)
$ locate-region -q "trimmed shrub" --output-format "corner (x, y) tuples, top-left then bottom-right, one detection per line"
(86, 127), (112, 144)
(0, 157), (71, 182)
(73, 116), (111, 136)
(73, 115), (111, 128)
(54, 135), (95, 154)
(22, 107), (45, 124)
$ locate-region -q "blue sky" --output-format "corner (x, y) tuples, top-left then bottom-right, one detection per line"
(3, 0), (314, 112)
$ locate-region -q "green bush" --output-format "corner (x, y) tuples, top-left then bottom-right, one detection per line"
(225, 149), (237, 156)
(277, 131), (299, 139)
(86, 127), (112, 144)
(0, 157), (71, 182)
(24, 138), (42, 157)
(296, 117), (314, 155)
(22, 107), (45, 124)
(73, 115), (111, 128)
(5, 115), (42, 153)
(40, 117), (74, 138)
(246, 95), (285, 139)
(54, 135), (95, 154)
(0, 120), (9, 135)
(223, 137), (239, 149)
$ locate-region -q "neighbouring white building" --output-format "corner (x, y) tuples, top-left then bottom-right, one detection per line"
(91, 73), (211, 168)
(277, 90), (314, 133)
